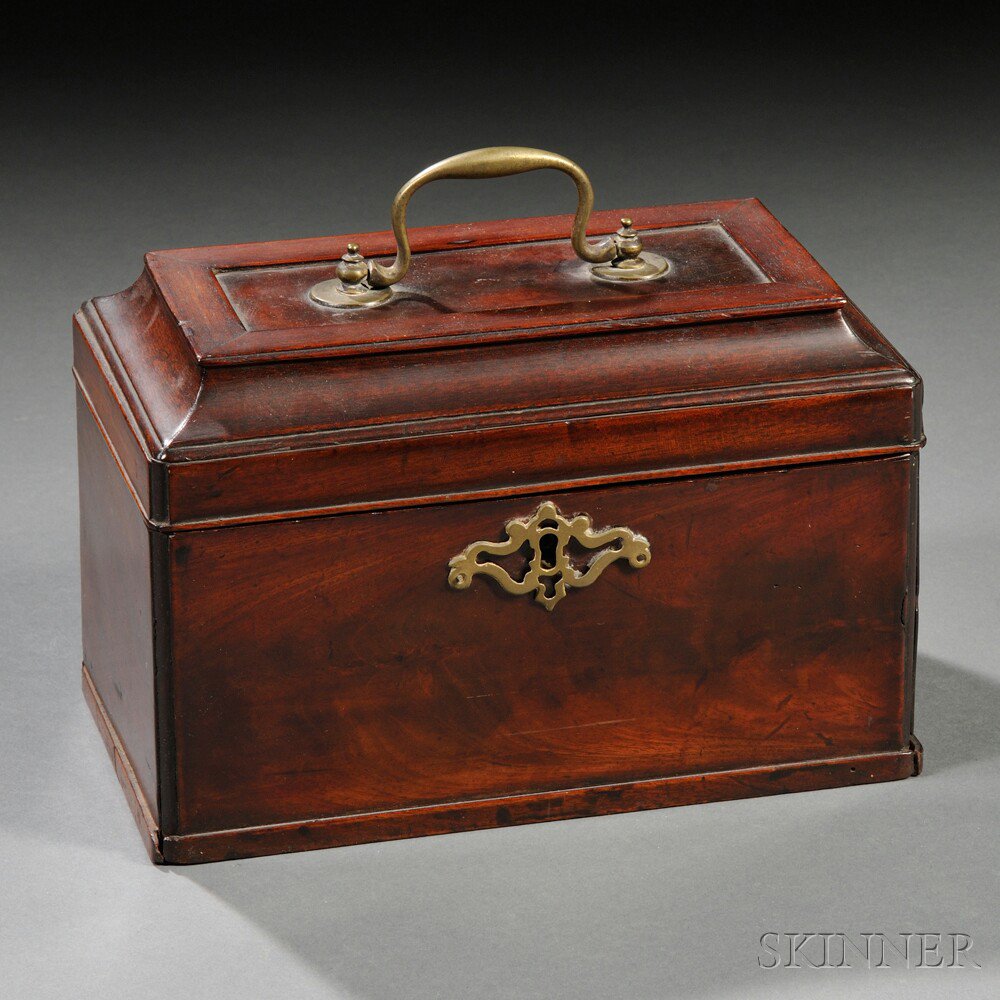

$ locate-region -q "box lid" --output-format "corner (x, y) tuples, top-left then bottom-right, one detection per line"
(74, 198), (922, 529)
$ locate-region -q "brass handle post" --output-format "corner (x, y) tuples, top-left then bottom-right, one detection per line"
(310, 146), (668, 308)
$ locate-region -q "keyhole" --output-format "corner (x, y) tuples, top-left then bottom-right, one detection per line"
(539, 532), (559, 570)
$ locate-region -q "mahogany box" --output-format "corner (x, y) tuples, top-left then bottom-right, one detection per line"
(74, 148), (923, 864)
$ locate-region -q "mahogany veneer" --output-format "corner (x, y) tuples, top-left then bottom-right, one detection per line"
(75, 198), (923, 864)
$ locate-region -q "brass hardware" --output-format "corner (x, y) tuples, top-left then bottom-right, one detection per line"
(309, 146), (669, 309)
(591, 218), (670, 283)
(447, 501), (651, 611)
(309, 244), (393, 308)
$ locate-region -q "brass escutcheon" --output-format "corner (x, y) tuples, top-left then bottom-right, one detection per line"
(447, 501), (651, 611)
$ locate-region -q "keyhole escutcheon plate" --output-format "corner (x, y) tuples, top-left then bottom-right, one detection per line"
(447, 501), (651, 611)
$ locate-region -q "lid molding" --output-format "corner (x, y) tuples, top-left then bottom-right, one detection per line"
(73, 202), (921, 530)
(143, 199), (845, 366)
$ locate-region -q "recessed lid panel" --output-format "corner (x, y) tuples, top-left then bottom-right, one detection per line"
(145, 200), (845, 365)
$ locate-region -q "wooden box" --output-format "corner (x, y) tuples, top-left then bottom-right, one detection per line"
(75, 149), (923, 864)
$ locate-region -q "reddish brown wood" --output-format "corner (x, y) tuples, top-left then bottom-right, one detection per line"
(82, 664), (162, 863)
(74, 199), (924, 864)
(77, 392), (158, 813)
(74, 299), (920, 528)
(162, 385), (918, 527)
(162, 746), (920, 865)
(144, 200), (843, 365)
(167, 458), (913, 833)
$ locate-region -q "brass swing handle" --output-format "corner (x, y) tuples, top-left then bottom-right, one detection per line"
(310, 146), (668, 308)
(374, 147), (619, 284)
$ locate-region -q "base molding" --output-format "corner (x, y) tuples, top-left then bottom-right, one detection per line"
(163, 748), (920, 864)
(82, 664), (163, 864)
(84, 665), (922, 867)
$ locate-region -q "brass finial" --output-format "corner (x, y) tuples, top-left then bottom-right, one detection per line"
(336, 244), (370, 287)
(613, 218), (643, 262)
(591, 215), (669, 282)
(309, 241), (393, 307)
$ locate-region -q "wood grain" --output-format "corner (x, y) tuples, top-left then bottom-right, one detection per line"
(77, 392), (159, 815)
(82, 664), (162, 863)
(74, 198), (924, 863)
(167, 458), (915, 835)
(162, 745), (920, 865)
(143, 200), (843, 365)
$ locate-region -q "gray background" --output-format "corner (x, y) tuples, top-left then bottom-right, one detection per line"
(2, 5), (997, 998)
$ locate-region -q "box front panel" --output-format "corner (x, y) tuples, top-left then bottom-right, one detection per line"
(167, 455), (914, 835)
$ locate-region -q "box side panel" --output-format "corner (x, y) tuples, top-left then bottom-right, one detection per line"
(902, 452), (920, 741)
(77, 391), (159, 820)
(167, 455), (913, 836)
